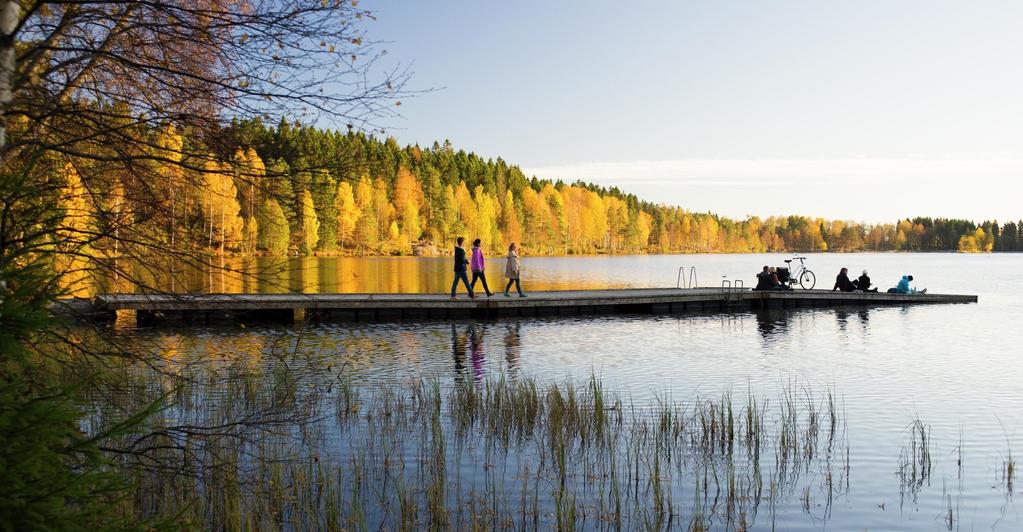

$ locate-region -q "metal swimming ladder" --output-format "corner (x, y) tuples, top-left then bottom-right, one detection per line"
(677, 266), (698, 289)
(720, 279), (745, 306)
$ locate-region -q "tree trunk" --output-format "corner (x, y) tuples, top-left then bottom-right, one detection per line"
(207, 199), (213, 247)
(220, 202), (225, 255)
(0, 1), (20, 150)
(170, 192), (176, 247)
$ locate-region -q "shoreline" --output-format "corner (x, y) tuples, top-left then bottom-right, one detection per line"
(190, 249), (1013, 260)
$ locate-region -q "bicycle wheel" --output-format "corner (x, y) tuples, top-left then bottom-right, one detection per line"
(799, 270), (816, 290)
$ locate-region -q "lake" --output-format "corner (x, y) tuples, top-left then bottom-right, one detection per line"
(93, 253), (1021, 530)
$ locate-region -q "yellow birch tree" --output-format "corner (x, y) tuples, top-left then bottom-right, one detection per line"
(301, 189), (319, 253)
(202, 158), (243, 253)
(335, 181), (361, 251)
(56, 162), (92, 254)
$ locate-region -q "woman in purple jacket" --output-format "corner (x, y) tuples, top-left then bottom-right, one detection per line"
(469, 238), (495, 297)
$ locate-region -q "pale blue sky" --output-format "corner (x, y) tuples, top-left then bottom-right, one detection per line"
(363, 1), (1023, 222)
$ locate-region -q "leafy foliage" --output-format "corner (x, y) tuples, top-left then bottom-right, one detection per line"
(257, 199), (289, 256)
(0, 1), (409, 528)
(54, 118), (1020, 257)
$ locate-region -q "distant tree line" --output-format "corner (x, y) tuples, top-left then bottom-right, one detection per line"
(51, 117), (1021, 258)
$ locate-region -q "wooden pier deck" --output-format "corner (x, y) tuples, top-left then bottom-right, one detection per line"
(90, 288), (978, 324)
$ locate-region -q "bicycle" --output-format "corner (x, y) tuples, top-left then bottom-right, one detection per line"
(783, 256), (816, 289)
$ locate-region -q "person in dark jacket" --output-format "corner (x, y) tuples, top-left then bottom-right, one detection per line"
(450, 236), (474, 299)
(832, 267), (857, 292)
(771, 271), (790, 290)
(855, 270), (878, 292)
(755, 266), (773, 290)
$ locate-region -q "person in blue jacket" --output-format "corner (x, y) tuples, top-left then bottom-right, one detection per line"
(888, 275), (927, 294)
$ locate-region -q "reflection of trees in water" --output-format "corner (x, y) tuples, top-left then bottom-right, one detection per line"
(88, 255), (651, 295)
(88, 324), (1013, 530)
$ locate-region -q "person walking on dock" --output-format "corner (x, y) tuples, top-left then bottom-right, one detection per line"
(469, 238), (494, 297)
(450, 237), (474, 299)
(503, 243), (527, 297)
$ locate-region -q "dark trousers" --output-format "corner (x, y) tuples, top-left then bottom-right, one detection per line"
(451, 270), (472, 297)
(504, 278), (523, 295)
(853, 280), (877, 292)
(470, 271), (492, 295)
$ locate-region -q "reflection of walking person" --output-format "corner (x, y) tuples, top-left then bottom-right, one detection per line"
(469, 324), (485, 382)
(469, 238), (494, 297)
(451, 324), (467, 375)
(504, 322), (521, 374)
(450, 236), (474, 299)
(503, 242), (527, 297)
(452, 321), (468, 372)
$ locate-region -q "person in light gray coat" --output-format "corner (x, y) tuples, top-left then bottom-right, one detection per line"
(503, 242), (527, 297)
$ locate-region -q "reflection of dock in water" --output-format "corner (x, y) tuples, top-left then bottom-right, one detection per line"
(85, 288), (978, 325)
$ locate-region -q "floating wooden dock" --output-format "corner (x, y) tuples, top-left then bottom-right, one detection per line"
(88, 288), (978, 324)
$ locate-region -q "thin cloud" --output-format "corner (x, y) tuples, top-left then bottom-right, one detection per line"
(524, 158), (1023, 187)
(521, 158), (1023, 222)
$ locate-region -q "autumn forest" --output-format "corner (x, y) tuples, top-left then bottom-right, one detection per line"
(55, 117), (1022, 260)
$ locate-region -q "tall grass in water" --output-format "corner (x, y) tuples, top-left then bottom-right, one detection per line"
(897, 417), (932, 500)
(1002, 445), (1015, 494)
(84, 354), (852, 530)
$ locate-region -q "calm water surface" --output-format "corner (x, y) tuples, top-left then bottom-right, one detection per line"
(112, 253), (1022, 530)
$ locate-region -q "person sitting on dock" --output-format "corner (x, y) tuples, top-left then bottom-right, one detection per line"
(856, 270), (878, 292)
(832, 267), (858, 292)
(755, 266), (774, 290)
(450, 237), (474, 299)
(770, 271), (790, 290)
(888, 275), (927, 295)
(469, 239), (495, 297)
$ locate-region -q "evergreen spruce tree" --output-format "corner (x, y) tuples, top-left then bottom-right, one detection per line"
(310, 169), (338, 252)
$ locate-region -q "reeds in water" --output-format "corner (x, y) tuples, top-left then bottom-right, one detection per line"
(897, 417), (932, 498)
(87, 362), (860, 530)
